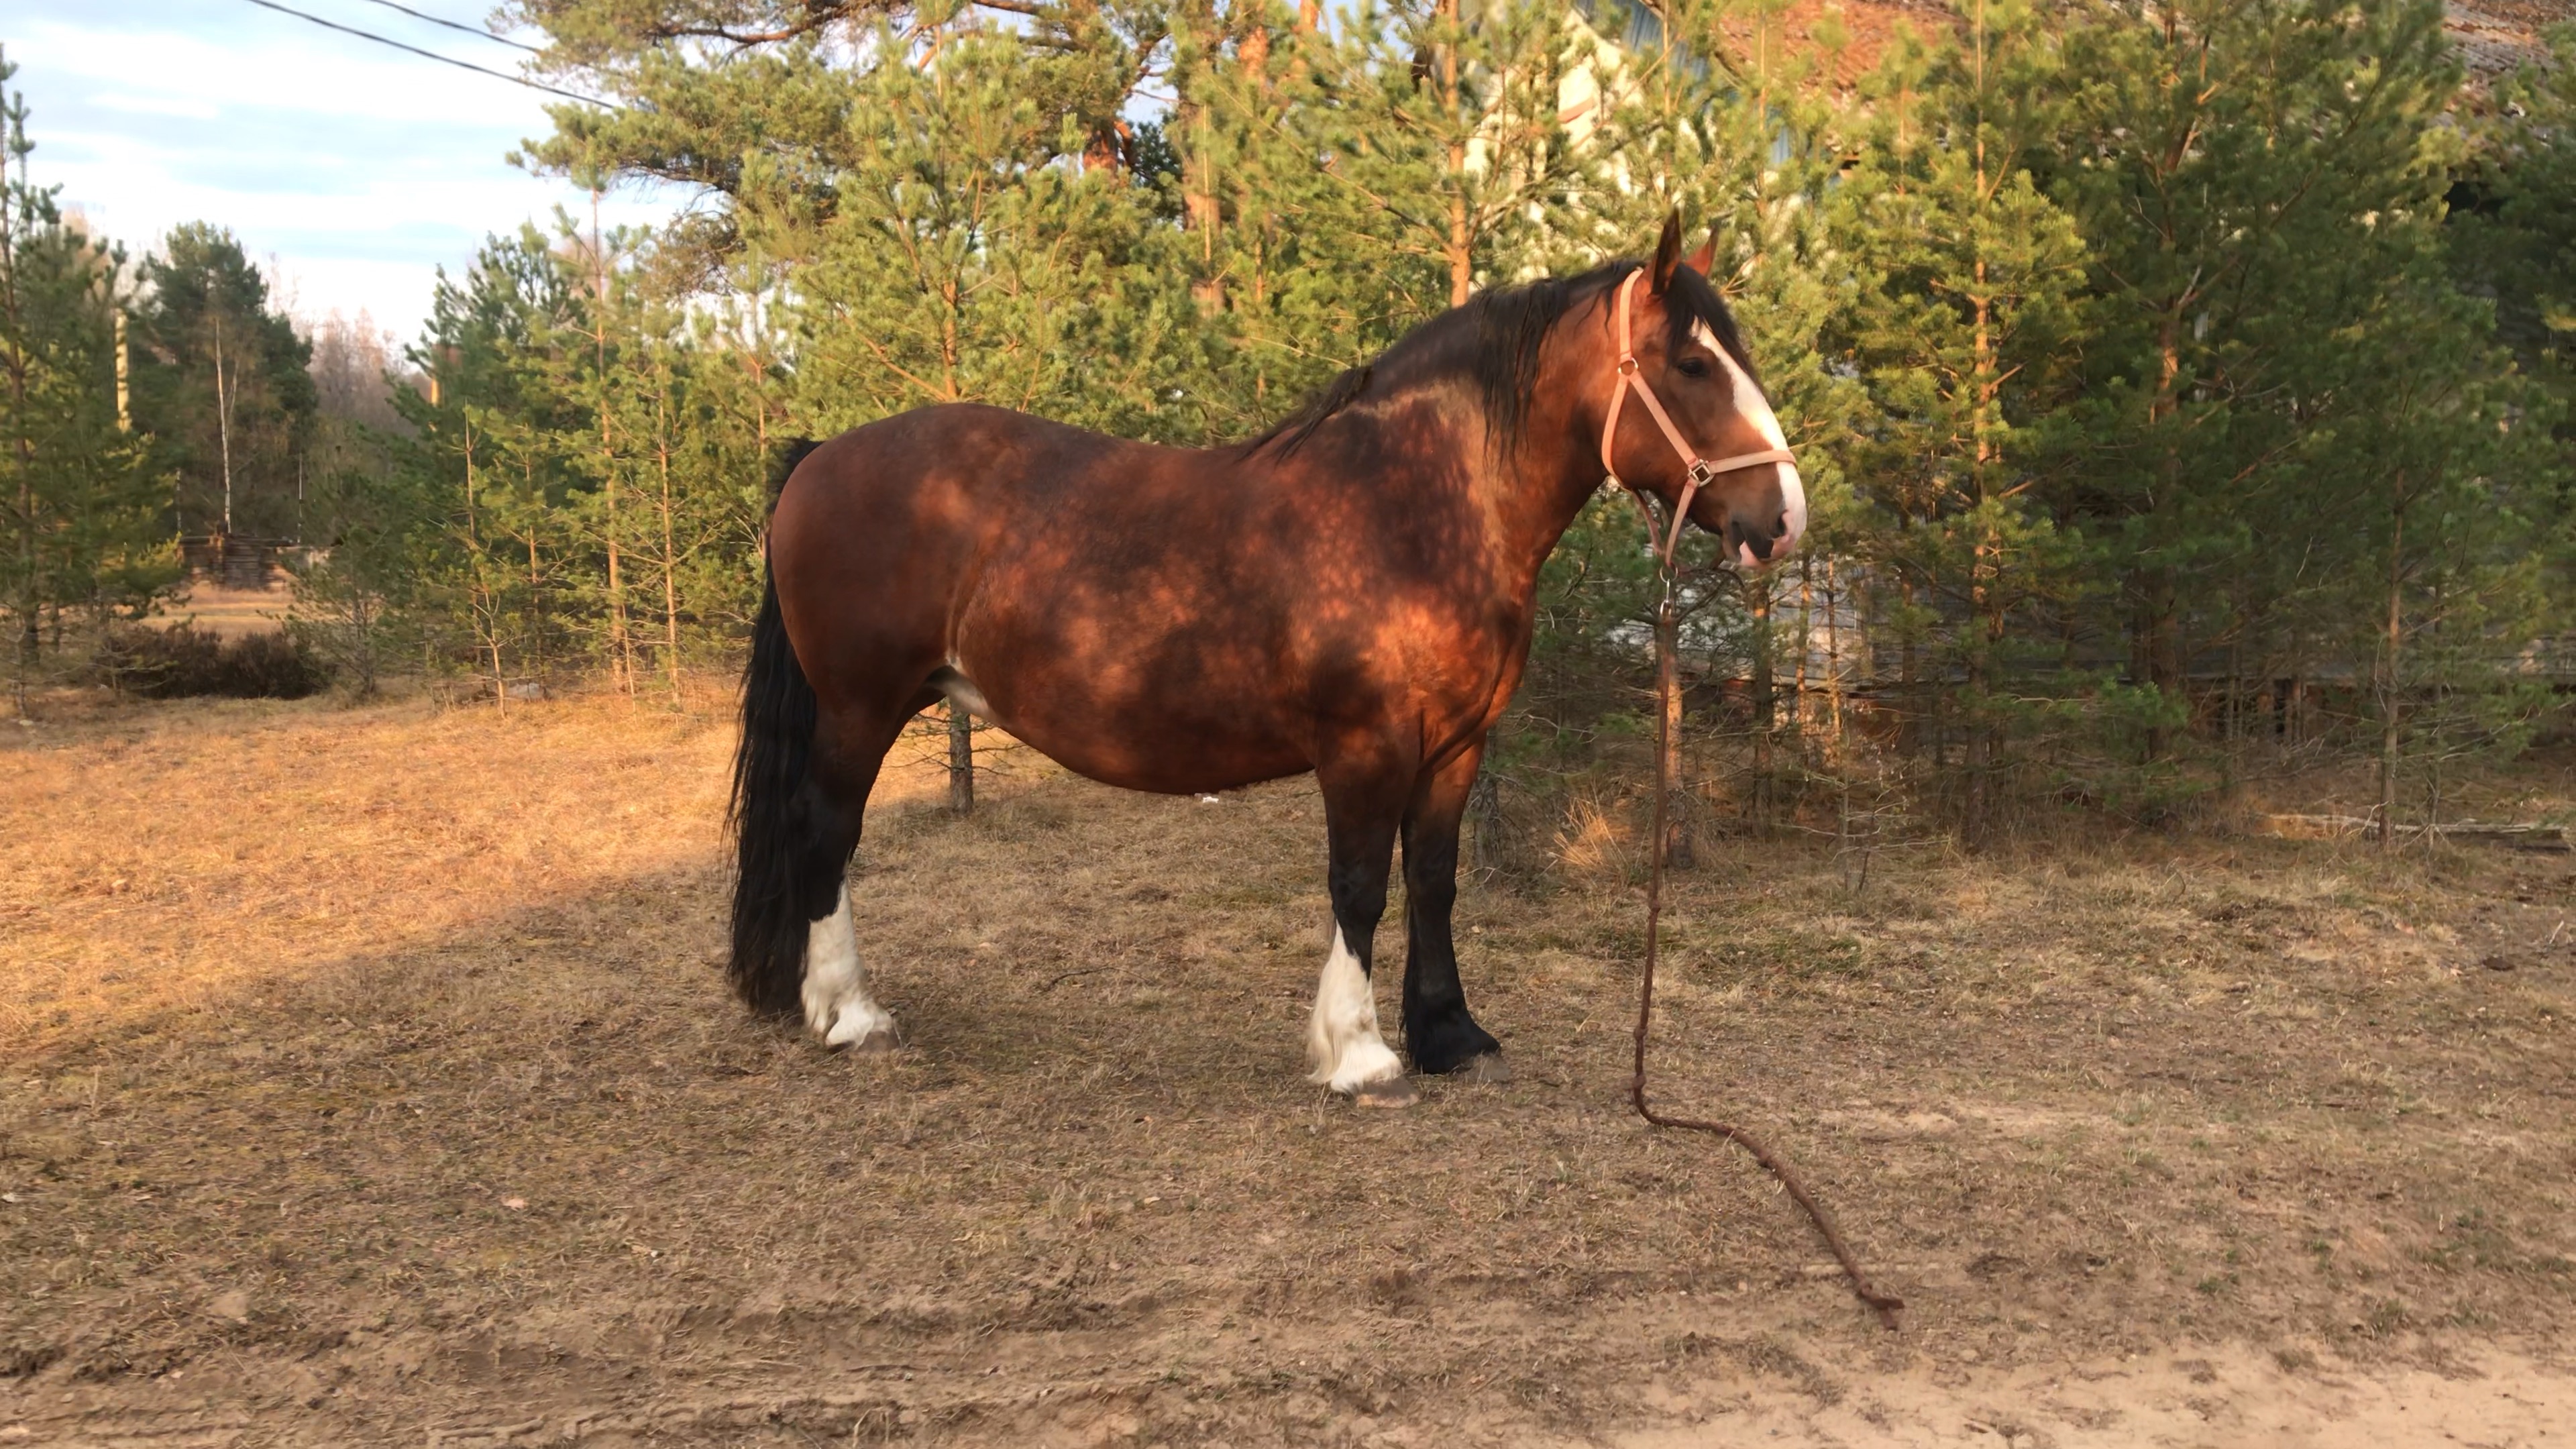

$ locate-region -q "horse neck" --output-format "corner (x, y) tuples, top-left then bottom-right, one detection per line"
(1487, 319), (1622, 586)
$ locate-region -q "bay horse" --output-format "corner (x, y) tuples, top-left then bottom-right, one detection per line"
(730, 217), (1803, 1106)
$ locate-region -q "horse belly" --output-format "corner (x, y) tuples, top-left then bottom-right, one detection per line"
(957, 631), (1312, 796)
(981, 684), (1313, 795)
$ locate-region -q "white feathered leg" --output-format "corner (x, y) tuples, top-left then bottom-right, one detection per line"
(1305, 925), (1411, 1105)
(802, 881), (896, 1051)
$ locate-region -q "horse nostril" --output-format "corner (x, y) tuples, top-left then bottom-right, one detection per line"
(1774, 511), (1790, 538)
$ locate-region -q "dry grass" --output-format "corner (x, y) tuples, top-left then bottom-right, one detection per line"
(160, 581), (297, 642)
(2, 684), (736, 1040)
(4, 688), (2575, 1444)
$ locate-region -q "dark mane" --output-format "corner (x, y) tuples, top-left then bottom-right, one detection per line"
(1244, 259), (1757, 461)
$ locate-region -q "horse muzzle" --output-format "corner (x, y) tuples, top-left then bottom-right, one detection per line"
(1719, 461), (1805, 568)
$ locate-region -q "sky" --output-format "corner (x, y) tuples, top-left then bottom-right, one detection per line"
(7, 0), (680, 345)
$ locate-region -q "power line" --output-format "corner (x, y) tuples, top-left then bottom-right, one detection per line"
(234, 0), (620, 109)
(347, 0), (545, 54)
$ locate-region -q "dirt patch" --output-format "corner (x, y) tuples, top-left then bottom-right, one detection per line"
(160, 582), (294, 641)
(4, 691), (2574, 1443)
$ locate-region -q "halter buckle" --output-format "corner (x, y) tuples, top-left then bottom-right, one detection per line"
(1686, 459), (1716, 487)
(1616, 356), (1640, 377)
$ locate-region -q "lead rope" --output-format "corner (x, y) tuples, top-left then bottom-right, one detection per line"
(1604, 271), (1903, 1330)
(1629, 543), (1904, 1330)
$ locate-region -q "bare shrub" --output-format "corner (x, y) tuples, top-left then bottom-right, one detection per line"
(94, 623), (326, 700)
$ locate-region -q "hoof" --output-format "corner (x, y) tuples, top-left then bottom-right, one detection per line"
(825, 1026), (899, 1054)
(1454, 1052), (1511, 1085)
(1351, 1077), (1419, 1110)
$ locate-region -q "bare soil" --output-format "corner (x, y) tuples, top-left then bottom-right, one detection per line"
(5, 689), (2575, 1446)
(159, 582), (294, 641)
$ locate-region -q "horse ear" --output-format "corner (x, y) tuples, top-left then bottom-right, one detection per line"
(1684, 225), (1717, 278)
(1650, 211), (1684, 293)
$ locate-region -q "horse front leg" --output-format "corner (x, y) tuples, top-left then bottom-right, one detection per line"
(1401, 742), (1507, 1080)
(1307, 753), (1415, 1108)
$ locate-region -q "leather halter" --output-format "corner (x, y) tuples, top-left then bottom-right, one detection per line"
(1599, 268), (1798, 565)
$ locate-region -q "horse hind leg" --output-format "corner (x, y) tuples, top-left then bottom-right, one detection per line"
(740, 727), (904, 1051)
(727, 580), (915, 1051)
(793, 696), (926, 1051)
(802, 875), (894, 1051)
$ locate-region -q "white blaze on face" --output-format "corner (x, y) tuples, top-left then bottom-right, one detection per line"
(1692, 320), (1807, 561)
(803, 881), (896, 1048)
(1305, 925), (1404, 1093)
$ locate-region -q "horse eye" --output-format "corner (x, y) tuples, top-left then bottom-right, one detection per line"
(1676, 356), (1711, 378)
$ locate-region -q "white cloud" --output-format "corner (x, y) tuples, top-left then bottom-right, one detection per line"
(8, 1), (682, 341)
(85, 91), (223, 121)
(20, 13), (555, 126)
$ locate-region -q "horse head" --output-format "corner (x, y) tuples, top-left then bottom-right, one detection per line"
(1593, 215), (1807, 568)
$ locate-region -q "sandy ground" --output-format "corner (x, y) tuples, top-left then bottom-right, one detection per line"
(3, 688), (2573, 1445)
(157, 583), (294, 641)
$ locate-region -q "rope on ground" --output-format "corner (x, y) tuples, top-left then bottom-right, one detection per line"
(1629, 519), (1905, 1332)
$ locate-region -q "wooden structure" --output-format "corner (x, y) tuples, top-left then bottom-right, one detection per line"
(178, 535), (295, 592)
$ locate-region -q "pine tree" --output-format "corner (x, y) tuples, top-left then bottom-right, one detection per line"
(2451, 29), (2576, 433)
(289, 312), (421, 696)
(1831, 0), (2089, 836)
(133, 225), (316, 541)
(379, 221), (783, 699)
(392, 231), (579, 700)
(2047, 0), (2469, 754)
(1164, 1), (1420, 434)
(1562, 0), (1869, 838)
(0, 51), (169, 686)
(284, 0), (2571, 831)
(779, 18), (1200, 441)
(2450, 28), (2576, 672)
(1299, 0), (1577, 310)
(2314, 246), (2562, 840)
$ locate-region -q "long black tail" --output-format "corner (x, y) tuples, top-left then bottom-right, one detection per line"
(729, 442), (828, 1016)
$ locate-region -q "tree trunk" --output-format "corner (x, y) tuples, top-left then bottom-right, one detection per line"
(213, 311), (235, 537)
(525, 461), (545, 681)
(1966, 144), (1999, 835)
(606, 464), (630, 695)
(1656, 602), (1690, 869)
(1751, 586), (1776, 732)
(352, 589), (378, 699)
(464, 422), (504, 714)
(1792, 559), (1813, 742)
(9, 346), (32, 676)
(1440, 0), (1471, 309)
(2377, 502), (2403, 849)
(1180, 13), (1224, 313)
(657, 383), (682, 696)
(1965, 517), (2004, 846)
(2135, 309), (2186, 759)
(4, 137), (38, 690)
(1898, 575), (1921, 759)
(1822, 557), (1845, 755)
(947, 702), (976, 815)
(1750, 582), (1776, 835)
(1964, 642), (1988, 846)
(1465, 767), (1501, 877)
(594, 191), (633, 698)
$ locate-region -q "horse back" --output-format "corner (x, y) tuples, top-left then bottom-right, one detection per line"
(770, 401), (1525, 792)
